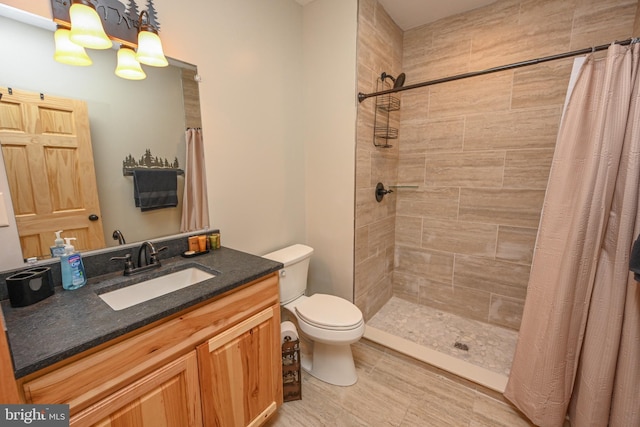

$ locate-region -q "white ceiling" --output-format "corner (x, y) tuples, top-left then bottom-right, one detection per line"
(294, 0), (497, 31)
(377, 0), (497, 30)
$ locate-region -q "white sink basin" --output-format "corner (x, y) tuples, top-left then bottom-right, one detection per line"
(99, 267), (215, 311)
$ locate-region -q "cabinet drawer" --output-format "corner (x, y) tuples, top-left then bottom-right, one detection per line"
(22, 273), (278, 415)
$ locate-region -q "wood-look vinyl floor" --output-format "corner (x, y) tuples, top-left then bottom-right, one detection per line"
(266, 339), (536, 427)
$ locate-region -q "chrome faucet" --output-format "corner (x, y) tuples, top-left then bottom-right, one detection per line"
(110, 241), (168, 276)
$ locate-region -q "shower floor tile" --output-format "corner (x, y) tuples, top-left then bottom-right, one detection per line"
(368, 297), (518, 376)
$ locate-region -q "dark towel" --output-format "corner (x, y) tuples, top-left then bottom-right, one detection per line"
(132, 169), (178, 211)
(630, 234), (640, 281)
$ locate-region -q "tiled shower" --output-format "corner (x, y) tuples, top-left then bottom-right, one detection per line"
(355, 0), (639, 374)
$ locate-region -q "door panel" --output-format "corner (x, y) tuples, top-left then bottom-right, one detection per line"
(0, 87), (105, 260)
(70, 351), (202, 427)
(197, 307), (280, 427)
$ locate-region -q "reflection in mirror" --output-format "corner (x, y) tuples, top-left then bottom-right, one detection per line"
(0, 10), (202, 262)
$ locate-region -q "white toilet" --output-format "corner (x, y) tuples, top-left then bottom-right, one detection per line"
(263, 244), (365, 386)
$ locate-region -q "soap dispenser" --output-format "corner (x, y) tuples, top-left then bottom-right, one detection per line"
(50, 230), (66, 258)
(61, 237), (87, 290)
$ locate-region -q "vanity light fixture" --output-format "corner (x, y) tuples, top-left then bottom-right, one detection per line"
(135, 10), (168, 67)
(53, 26), (93, 66)
(51, 0), (169, 80)
(115, 45), (146, 80)
(68, 0), (111, 50)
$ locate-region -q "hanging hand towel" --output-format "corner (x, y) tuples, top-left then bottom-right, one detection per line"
(133, 169), (178, 211)
(629, 234), (640, 281)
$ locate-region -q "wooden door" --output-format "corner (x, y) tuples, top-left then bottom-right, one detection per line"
(197, 306), (282, 427)
(70, 351), (203, 427)
(0, 87), (105, 260)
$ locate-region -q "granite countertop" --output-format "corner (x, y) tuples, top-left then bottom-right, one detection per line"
(1, 247), (282, 378)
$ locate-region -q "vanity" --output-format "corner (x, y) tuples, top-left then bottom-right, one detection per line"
(0, 243), (284, 426)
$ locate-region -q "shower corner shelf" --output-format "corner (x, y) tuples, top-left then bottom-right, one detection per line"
(372, 74), (400, 148)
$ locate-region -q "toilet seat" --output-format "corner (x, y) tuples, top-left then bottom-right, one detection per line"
(295, 294), (363, 331)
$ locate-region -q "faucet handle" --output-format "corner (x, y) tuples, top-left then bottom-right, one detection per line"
(149, 246), (168, 264)
(110, 254), (134, 274)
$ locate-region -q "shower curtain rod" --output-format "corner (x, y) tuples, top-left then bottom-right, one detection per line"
(357, 38), (636, 103)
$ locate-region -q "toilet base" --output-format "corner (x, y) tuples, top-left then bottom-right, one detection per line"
(302, 341), (357, 387)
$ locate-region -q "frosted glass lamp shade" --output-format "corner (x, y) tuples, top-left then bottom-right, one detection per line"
(54, 27), (92, 66)
(115, 46), (146, 80)
(136, 30), (168, 67)
(69, 0), (112, 50)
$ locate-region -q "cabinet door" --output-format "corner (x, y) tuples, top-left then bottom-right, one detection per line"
(197, 305), (281, 427)
(70, 351), (202, 427)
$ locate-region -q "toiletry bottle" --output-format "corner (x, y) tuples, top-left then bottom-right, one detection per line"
(61, 237), (87, 290)
(50, 230), (66, 258)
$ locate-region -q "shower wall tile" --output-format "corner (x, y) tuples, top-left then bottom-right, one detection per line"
(360, 0), (639, 332)
(397, 155), (426, 184)
(358, 0), (376, 24)
(396, 187), (459, 219)
(398, 91), (429, 123)
(394, 246), (454, 284)
(412, 38), (472, 83)
(495, 226), (537, 265)
(454, 255), (530, 300)
(402, 27), (432, 69)
(428, 73), (513, 118)
(489, 294), (525, 330)
(398, 117), (466, 155)
(392, 270), (422, 302)
(423, 117), (465, 153)
(421, 219), (498, 258)
(470, 7), (573, 71)
(459, 188), (545, 228)
(416, 279), (491, 324)
(356, 148), (372, 189)
(356, 187), (396, 228)
(355, 226), (369, 265)
(355, 0), (403, 318)
(367, 216), (395, 258)
(355, 249), (389, 299)
(503, 149), (554, 189)
(511, 59), (574, 109)
(371, 152), (399, 186)
(395, 215), (422, 247)
(570, 1), (637, 50)
(463, 107), (562, 151)
(365, 272), (394, 321)
(425, 151), (505, 188)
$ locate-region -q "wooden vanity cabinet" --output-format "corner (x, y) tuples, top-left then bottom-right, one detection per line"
(198, 305), (280, 426)
(20, 273), (282, 427)
(71, 351), (202, 427)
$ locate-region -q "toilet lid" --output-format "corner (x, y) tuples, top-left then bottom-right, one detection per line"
(295, 294), (363, 330)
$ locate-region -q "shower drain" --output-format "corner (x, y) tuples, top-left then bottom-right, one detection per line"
(454, 341), (469, 351)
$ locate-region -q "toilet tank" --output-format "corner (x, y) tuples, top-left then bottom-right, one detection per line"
(262, 244), (313, 304)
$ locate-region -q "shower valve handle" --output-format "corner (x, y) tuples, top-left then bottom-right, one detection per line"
(375, 183), (393, 202)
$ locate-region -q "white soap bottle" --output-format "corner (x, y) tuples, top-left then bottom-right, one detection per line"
(50, 230), (66, 258)
(61, 237), (87, 290)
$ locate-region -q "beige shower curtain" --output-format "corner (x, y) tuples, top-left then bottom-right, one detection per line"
(504, 43), (640, 427)
(180, 128), (210, 232)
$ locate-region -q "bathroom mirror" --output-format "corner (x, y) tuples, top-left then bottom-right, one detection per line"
(0, 9), (202, 262)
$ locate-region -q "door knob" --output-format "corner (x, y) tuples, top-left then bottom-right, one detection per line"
(88, 214), (99, 221)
